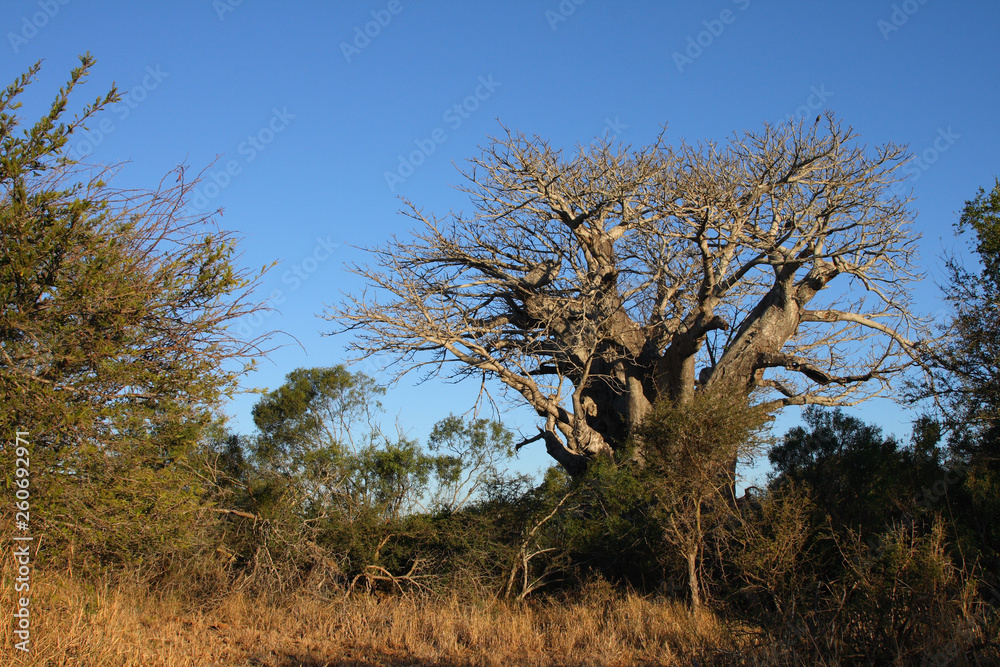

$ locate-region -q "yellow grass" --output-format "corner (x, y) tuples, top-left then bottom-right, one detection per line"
(2, 558), (743, 666)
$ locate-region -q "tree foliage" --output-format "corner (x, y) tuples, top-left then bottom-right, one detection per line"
(749, 407), (996, 662)
(639, 388), (771, 609)
(248, 365), (423, 521)
(920, 178), (1000, 601)
(202, 365), (532, 593)
(770, 407), (907, 530)
(239, 365), (522, 524)
(427, 414), (516, 512)
(927, 178), (1000, 457)
(0, 57), (268, 568)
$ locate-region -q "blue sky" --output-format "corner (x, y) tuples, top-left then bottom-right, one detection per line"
(4, 0), (998, 483)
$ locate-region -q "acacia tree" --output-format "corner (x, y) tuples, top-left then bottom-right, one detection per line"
(331, 114), (928, 475)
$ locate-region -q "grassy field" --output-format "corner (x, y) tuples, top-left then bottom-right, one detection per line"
(1, 562), (748, 666)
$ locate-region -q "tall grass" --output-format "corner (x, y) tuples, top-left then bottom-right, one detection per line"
(2, 541), (739, 666)
(4, 515), (997, 665)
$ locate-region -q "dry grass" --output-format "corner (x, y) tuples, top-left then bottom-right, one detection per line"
(2, 552), (743, 666)
(7, 542), (996, 665)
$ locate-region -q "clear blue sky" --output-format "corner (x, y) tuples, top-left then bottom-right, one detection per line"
(4, 0), (998, 483)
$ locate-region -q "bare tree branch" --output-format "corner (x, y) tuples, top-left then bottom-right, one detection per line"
(329, 114), (930, 474)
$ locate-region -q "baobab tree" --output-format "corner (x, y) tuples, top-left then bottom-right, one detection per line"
(330, 114), (929, 476)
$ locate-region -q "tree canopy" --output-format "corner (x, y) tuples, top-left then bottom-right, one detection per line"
(332, 114), (929, 474)
(925, 178), (1000, 458)
(0, 56), (268, 561)
(244, 365), (519, 521)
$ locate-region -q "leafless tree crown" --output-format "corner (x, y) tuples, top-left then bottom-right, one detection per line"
(329, 114), (928, 475)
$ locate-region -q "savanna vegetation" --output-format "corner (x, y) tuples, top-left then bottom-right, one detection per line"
(2, 59), (998, 666)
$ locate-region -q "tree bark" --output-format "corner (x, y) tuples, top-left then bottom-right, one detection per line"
(686, 548), (701, 612)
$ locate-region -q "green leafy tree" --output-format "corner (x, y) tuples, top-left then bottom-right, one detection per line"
(0, 57), (268, 569)
(766, 407), (959, 572)
(638, 388), (771, 610)
(247, 365), (525, 522)
(769, 407), (908, 532)
(921, 178), (1000, 601)
(249, 365), (418, 520)
(251, 365), (382, 517)
(929, 178), (1000, 457)
(740, 409), (991, 661)
(219, 366), (530, 591)
(427, 414), (516, 512)
(252, 366), (385, 466)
